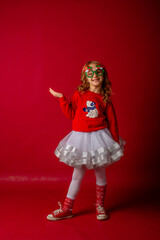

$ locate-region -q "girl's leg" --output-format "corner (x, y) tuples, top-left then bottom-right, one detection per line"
(94, 167), (108, 220)
(47, 166), (86, 221)
(66, 165), (86, 200)
(94, 166), (107, 186)
(94, 167), (107, 206)
(63, 166), (86, 211)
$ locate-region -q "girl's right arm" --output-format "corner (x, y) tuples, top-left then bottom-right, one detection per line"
(49, 88), (78, 120)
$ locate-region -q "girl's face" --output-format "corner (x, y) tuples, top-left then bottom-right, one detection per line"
(85, 63), (104, 89)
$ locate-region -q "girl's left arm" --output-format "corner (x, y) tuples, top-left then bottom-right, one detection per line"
(105, 100), (120, 144)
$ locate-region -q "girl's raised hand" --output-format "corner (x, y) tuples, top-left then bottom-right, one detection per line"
(49, 88), (63, 98)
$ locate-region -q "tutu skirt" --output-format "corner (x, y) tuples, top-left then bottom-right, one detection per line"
(54, 128), (126, 169)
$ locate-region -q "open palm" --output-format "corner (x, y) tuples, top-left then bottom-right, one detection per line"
(49, 88), (63, 98)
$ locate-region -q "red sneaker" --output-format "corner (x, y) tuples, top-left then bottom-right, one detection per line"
(47, 202), (73, 221)
(96, 204), (109, 220)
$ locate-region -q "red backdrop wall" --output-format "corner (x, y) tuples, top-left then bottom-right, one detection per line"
(0, 0), (160, 188)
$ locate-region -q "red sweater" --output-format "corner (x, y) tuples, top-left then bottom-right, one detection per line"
(59, 90), (120, 143)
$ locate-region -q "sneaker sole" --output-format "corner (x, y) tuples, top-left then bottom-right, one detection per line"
(97, 214), (109, 220)
(47, 215), (73, 221)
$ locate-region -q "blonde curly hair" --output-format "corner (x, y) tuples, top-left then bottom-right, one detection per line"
(77, 61), (112, 103)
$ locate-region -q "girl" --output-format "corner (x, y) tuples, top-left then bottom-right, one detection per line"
(47, 61), (126, 221)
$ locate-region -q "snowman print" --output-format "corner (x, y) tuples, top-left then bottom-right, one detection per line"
(83, 101), (98, 118)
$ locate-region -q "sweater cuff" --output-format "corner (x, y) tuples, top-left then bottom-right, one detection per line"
(58, 95), (66, 103)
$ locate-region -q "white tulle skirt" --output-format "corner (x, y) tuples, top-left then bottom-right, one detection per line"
(54, 128), (126, 169)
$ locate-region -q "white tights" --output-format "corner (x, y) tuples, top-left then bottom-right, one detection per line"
(67, 166), (107, 200)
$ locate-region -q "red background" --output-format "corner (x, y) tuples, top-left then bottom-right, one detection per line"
(0, 0), (160, 239)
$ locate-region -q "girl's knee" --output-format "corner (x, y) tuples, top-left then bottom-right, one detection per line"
(72, 166), (86, 181)
(94, 167), (106, 175)
(94, 167), (107, 185)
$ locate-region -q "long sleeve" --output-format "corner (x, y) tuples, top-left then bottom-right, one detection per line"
(105, 100), (120, 143)
(58, 91), (78, 120)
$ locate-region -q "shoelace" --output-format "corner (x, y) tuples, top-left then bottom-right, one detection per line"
(96, 204), (105, 214)
(53, 202), (63, 215)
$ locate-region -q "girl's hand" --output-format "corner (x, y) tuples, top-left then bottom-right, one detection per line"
(49, 88), (63, 98)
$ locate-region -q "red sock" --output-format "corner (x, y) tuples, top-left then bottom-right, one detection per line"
(96, 184), (107, 207)
(63, 197), (75, 211)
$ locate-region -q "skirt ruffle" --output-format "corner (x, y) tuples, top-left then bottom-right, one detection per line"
(54, 128), (126, 169)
